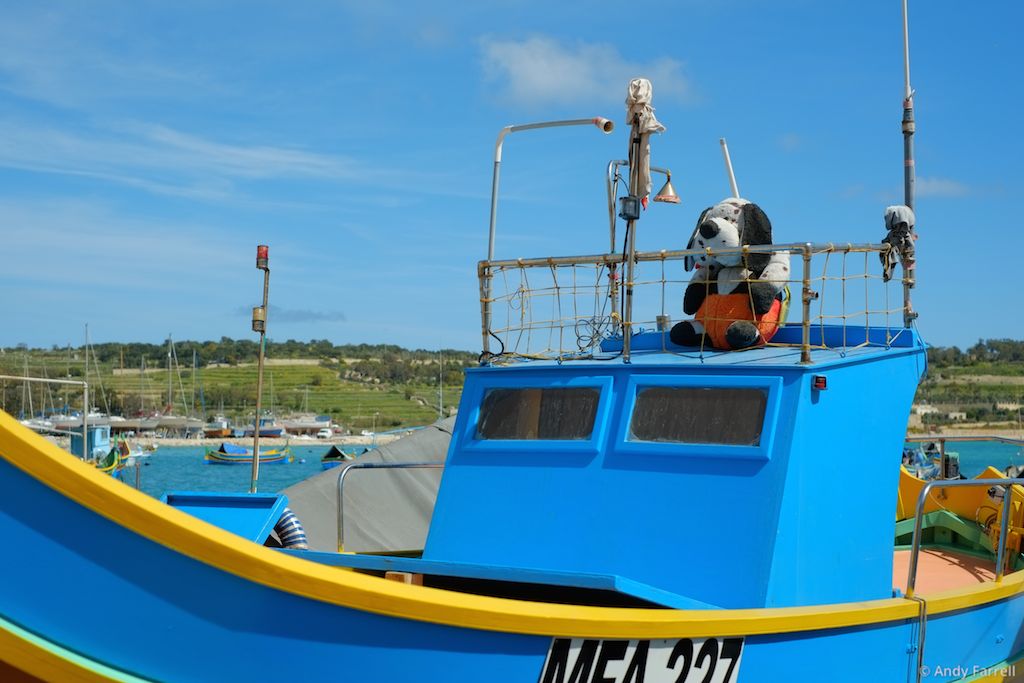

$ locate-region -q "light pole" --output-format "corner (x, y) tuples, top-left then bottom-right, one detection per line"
(250, 244), (270, 493)
(481, 117), (614, 358)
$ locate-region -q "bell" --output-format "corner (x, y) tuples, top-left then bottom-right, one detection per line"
(654, 177), (681, 204)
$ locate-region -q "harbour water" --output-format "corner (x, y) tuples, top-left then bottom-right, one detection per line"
(120, 440), (1024, 501)
(125, 445), (363, 498)
(947, 439), (1024, 478)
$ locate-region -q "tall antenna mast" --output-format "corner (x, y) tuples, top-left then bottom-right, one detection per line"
(901, 0), (918, 328)
(902, 0), (916, 210)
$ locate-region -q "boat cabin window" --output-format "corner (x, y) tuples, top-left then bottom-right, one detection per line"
(477, 387), (600, 440)
(628, 387), (767, 446)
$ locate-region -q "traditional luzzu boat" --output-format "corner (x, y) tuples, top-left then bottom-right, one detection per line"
(203, 441), (294, 465)
(4, 32), (1024, 683)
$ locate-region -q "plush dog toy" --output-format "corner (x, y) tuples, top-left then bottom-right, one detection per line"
(669, 198), (790, 350)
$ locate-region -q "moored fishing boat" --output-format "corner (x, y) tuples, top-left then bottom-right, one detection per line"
(243, 416), (286, 438)
(203, 441), (294, 465)
(320, 444), (370, 470)
(203, 416), (234, 439)
(93, 437), (150, 475)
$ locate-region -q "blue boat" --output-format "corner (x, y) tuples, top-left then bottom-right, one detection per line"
(3, 69), (1024, 682)
(320, 444), (370, 470)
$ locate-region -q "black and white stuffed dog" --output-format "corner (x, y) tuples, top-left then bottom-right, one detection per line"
(670, 197), (790, 350)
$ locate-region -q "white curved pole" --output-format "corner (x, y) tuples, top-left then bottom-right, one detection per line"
(482, 117), (613, 358)
(488, 117), (613, 261)
(719, 138), (740, 198)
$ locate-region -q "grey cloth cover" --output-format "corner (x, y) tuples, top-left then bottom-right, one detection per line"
(880, 205), (916, 282)
(282, 417), (455, 552)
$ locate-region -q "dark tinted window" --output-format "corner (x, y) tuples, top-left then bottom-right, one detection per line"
(477, 387), (600, 440)
(629, 387), (767, 445)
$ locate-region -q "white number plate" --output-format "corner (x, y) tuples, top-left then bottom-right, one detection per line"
(538, 637), (744, 683)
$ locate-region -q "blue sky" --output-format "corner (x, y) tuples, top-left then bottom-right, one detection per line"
(1, 1), (1020, 352)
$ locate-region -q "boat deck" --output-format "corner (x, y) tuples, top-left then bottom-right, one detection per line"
(490, 324), (924, 370)
(893, 548), (997, 594)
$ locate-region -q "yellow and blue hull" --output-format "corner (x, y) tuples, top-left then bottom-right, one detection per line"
(2, 413), (1023, 682)
(203, 447), (293, 465)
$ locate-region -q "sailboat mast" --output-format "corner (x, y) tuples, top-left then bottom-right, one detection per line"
(83, 324), (89, 411)
(166, 335), (173, 413)
(23, 354), (32, 418)
(65, 343), (70, 415)
(140, 356), (145, 414)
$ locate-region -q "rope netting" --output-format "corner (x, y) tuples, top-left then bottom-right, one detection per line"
(480, 244), (906, 362)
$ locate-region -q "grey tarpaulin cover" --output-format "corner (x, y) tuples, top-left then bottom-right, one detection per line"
(625, 78), (665, 200)
(282, 417), (455, 552)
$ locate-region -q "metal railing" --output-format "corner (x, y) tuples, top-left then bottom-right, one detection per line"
(0, 375), (90, 460)
(335, 461), (445, 552)
(905, 477), (1024, 597)
(903, 474), (1024, 682)
(478, 241), (906, 364)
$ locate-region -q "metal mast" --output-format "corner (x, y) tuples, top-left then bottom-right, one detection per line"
(901, 0), (918, 328)
(250, 245), (271, 493)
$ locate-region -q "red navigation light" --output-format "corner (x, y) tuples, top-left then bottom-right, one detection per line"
(812, 375), (827, 390)
(256, 245), (269, 270)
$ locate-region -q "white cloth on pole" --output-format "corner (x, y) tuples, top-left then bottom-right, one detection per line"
(625, 78), (666, 199)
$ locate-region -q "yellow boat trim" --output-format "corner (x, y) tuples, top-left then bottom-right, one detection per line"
(3, 410), (1024, 639)
(0, 614), (151, 682)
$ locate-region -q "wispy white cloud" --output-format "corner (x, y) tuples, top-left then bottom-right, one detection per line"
(0, 119), (369, 203)
(915, 176), (971, 198)
(479, 36), (693, 107)
(133, 124), (362, 180)
(0, 8), (219, 109)
(0, 198), (247, 293)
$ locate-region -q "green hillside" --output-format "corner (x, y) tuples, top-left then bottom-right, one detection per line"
(915, 340), (1024, 426)
(0, 339), (475, 430)
(9, 336), (1024, 430)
